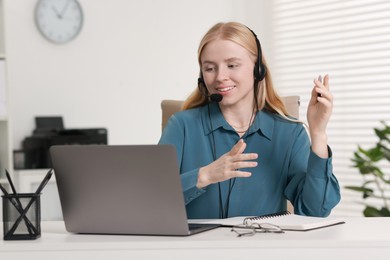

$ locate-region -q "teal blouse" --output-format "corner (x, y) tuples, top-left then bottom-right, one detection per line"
(158, 103), (340, 218)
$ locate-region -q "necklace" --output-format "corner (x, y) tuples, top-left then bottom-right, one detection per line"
(232, 126), (250, 133)
(228, 110), (256, 135)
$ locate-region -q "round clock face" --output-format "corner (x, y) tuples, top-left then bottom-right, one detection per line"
(35, 0), (84, 44)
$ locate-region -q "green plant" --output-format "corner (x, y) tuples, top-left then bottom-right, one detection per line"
(346, 121), (390, 217)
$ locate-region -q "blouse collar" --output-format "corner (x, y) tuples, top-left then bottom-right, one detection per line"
(201, 102), (274, 140)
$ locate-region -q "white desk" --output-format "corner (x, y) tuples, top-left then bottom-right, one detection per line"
(1, 218), (390, 259)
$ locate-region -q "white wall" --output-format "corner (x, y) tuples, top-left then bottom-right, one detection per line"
(3, 0), (269, 149)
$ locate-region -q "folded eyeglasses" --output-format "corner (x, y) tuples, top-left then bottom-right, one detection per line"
(231, 222), (284, 237)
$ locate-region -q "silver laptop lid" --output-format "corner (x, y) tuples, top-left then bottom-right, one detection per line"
(50, 144), (192, 236)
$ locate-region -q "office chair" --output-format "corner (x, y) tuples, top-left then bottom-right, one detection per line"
(161, 96), (300, 213)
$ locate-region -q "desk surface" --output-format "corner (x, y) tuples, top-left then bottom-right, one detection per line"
(1, 217), (390, 259)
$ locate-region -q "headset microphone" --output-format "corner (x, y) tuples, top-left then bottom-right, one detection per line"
(198, 77), (223, 103)
(210, 93), (223, 103)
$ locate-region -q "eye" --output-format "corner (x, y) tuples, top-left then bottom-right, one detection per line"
(228, 64), (239, 69)
(204, 66), (216, 72)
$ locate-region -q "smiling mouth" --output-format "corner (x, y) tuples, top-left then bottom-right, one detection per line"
(216, 86), (236, 93)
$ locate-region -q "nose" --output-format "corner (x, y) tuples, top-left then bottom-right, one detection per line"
(216, 66), (229, 82)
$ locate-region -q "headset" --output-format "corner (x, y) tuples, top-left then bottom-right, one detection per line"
(197, 26), (266, 97)
(248, 27), (266, 85)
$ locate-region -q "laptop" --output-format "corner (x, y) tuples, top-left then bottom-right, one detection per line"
(49, 144), (220, 236)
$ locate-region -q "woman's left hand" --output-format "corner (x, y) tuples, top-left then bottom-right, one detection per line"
(307, 74), (333, 158)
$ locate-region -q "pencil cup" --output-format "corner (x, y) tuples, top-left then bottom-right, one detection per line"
(2, 193), (41, 240)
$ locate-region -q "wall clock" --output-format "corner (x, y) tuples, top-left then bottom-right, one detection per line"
(35, 0), (84, 44)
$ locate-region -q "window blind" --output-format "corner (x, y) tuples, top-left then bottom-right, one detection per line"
(270, 0), (390, 216)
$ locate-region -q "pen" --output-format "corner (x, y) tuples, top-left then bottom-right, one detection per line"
(5, 169), (18, 195)
(0, 181), (9, 196)
(34, 168), (54, 194)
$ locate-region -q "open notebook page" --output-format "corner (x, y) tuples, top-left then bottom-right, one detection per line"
(189, 214), (345, 231)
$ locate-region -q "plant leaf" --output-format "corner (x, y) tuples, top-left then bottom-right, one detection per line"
(363, 206), (383, 217)
(345, 186), (374, 199)
(380, 146), (390, 161)
(379, 207), (390, 216)
(375, 121), (390, 142)
(366, 146), (383, 162)
(364, 206), (390, 217)
(345, 186), (373, 194)
(358, 165), (379, 175)
(362, 180), (375, 186)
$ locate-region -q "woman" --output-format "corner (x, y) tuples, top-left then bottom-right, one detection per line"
(159, 22), (340, 219)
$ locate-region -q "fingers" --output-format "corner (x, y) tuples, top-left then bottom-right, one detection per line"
(231, 154), (258, 168)
(198, 139), (259, 188)
(228, 169), (252, 178)
(307, 74), (333, 130)
(232, 152), (258, 165)
(323, 74), (329, 89)
(229, 139), (246, 156)
(228, 139), (258, 169)
(226, 148), (258, 179)
(221, 158), (258, 180)
(312, 74), (332, 102)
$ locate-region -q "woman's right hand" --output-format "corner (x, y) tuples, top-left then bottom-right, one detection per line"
(197, 139), (258, 188)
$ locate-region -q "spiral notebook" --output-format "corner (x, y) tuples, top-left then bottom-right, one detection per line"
(193, 211), (345, 231)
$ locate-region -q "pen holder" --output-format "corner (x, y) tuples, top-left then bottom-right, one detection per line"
(2, 193), (41, 240)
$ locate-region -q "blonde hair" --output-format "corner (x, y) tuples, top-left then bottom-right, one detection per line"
(182, 22), (291, 119)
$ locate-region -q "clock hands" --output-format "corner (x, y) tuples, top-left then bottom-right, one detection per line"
(51, 0), (72, 20)
(51, 6), (61, 18)
(59, 0), (72, 18)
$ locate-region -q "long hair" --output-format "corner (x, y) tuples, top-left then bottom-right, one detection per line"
(182, 22), (291, 118)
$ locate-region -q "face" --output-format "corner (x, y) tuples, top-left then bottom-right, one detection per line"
(200, 39), (256, 108)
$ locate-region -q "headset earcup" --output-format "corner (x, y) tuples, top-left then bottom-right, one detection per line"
(198, 77), (205, 87)
(198, 77), (208, 96)
(258, 63), (266, 81)
(254, 63), (266, 82)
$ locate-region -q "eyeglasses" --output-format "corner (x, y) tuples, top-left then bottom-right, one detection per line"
(231, 223), (284, 237)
